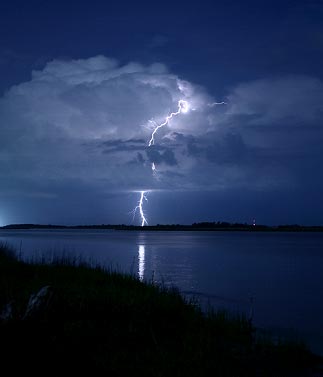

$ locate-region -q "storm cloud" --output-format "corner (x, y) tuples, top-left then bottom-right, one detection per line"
(0, 56), (322, 224)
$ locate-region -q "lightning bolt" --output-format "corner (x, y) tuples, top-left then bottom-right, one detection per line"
(208, 101), (227, 107)
(148, 99), (189, 147)
(131, 97), (227, 226)
(132, 191), (148, 226)
(148, 99), (189, 173)
(133, 100), (189, 226)
(132, 99), (190, 226)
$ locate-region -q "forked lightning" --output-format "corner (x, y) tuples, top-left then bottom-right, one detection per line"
(148, 99), (189, 147)
(132, 190), (148, 226)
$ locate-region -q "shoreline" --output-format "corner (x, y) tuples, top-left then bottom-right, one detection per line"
(1, 242), (322, 375)
(1, 223), (323, 232)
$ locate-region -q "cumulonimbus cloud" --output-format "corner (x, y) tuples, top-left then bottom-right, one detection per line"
(0, 56), (322, 198)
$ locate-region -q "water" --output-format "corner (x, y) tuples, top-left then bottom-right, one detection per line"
(1, 229), (323, 354)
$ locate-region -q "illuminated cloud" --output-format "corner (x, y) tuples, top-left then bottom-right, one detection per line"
(0, 56), (322, 207)
(0, 56), (215, 194)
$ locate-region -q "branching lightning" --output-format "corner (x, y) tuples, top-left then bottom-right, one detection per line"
(148, 99), (189, 147)
(148, 99), (189, 173)
(132, 100), (189, 226)
(132, 191), (148, 226)
(132, 97), (226, 226)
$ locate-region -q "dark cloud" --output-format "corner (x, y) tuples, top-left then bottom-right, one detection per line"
(0, 57), (322, 224)
(101, 139), (146, 154)
(146, 146), (177, 166)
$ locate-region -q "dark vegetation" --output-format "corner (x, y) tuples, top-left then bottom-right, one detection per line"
(0, 243), (321, 376)
(2, 222), (323, 231)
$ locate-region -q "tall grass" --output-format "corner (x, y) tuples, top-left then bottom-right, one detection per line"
(0, 242), (321, 376)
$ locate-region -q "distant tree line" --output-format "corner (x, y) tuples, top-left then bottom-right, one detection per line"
(1, 222), (323, 232)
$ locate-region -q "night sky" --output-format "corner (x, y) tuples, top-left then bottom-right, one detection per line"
(0, 0), (323, 226)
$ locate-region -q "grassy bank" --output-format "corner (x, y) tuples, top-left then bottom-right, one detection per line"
(0, 243), (321, 376)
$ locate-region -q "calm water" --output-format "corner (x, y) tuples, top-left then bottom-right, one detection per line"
(1, 229), (323, 354)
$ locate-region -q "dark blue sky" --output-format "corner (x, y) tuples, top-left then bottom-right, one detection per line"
(2, 1), (323, 94)
(0, 0), (323, 225)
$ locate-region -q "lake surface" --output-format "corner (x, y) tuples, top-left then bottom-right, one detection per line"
(1, 229), (323, 354)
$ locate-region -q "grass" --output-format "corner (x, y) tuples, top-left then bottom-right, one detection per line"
(0, 242), (321, 376)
